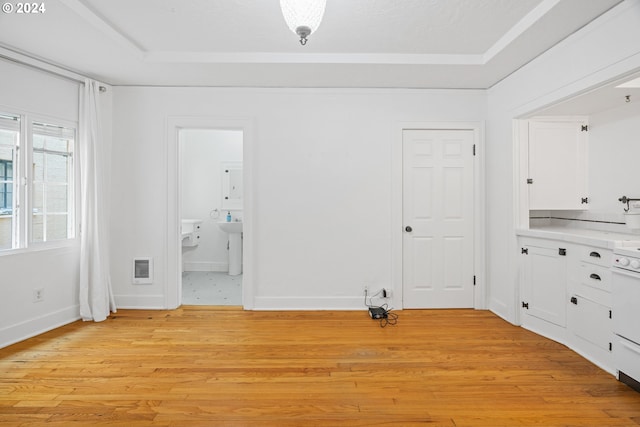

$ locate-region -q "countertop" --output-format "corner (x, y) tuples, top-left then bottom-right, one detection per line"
(516, 226), (640, 249)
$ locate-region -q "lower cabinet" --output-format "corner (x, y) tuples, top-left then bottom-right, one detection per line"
(519, 235), (614, 374)
(521, 240), (567, 327)
(568, 294), (612, 351)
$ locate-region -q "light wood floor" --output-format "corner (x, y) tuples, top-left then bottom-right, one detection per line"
(1, 307), (639, 426)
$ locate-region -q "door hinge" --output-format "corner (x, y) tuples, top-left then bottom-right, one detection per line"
(559, 248), (567, 256)
(581, 197), (589, 204)
(527, 178), (533, 184)
(521, 247), (529, 255)
(581, 125), (589, 132)
(473, 275), (476, 286)
(473, 144), (476, 156)
(522, 302), (529, 309)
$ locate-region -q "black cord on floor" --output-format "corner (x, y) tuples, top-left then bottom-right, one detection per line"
(364, 288), (398, 327)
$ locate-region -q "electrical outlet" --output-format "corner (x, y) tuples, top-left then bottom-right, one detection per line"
(383, 289), (392, 298)
(33, 288), (44, 303)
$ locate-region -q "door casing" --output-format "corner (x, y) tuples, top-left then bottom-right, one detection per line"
(166, 116), (255, 310)
(392, 121), (486, 310)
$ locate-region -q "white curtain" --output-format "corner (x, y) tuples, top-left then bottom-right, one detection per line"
(79, 79), (116, 322)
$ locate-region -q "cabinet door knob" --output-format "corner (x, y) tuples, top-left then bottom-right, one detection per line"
(589, 273), (601, 281)
(405, 226), (413, 232)
(589, 251), (601, 258)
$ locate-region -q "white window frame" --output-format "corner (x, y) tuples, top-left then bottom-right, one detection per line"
(0, 110), (78, 254)
(0, 113), (21, 251)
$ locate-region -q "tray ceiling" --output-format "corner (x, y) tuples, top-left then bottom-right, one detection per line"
(0, 0), (623, 88)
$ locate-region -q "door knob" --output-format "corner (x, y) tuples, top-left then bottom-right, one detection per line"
(405, 226), (412, 232)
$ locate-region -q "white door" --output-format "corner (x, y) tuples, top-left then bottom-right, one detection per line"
(402, 129), (475, 308)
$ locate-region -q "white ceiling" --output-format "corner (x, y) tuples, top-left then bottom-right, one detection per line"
(0, 0), (623, 88)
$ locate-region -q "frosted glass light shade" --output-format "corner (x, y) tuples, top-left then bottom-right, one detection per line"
(280, 0), (326, 44)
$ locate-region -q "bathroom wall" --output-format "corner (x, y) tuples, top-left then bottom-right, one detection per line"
(181, 129), (243, 271)
(110, 87), (487, 309)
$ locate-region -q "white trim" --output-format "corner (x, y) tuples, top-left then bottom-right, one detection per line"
(392, 121), (486, 310)
(114, 294), (166, 310)
(166, 116), (255, 310)
(253, 296), (370, 311)
(0, 305), (80, 349)
(58, 0), (145, 56)
(483, 0), (560, 63)
(146, 51), (484, 65)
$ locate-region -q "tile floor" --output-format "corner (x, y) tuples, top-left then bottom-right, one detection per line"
(182, 271), (242, 305)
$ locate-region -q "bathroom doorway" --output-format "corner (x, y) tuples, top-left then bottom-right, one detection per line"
(179, 128), (244, 305)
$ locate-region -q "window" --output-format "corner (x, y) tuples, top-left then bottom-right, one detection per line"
(0, 113), (76, 252)
(0, 114), (19, 251)
(0, 160), (12, 210)
(31, 122), (75, 243)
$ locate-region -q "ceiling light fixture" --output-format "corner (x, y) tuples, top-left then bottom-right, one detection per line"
(280, 0), (326, 45)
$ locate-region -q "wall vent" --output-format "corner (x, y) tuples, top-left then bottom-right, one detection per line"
(133, 258), (153, 284)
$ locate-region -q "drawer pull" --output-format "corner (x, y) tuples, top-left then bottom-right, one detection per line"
(589, 251), (601, 258)
(590, 273), (601, 281)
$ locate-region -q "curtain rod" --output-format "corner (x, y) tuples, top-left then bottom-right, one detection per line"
(0, 45), (107, 91)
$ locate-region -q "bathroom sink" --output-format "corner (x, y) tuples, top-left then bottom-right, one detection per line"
(217, 221), (243, 233)
(217, 222), (243, 275)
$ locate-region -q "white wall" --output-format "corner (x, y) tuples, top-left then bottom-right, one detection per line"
(486, 0), (640, 323)
(181, 129), (243, 271)
(110, 88), (486, 309)
(0, 59), (113, 347)
(588, 101), (640, 218)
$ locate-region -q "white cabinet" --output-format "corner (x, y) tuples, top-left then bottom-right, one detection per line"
(527, 119), (588, 210)
(518, 235), (615, 374)
(520, 237), (567, 327)
(567, 245), (613, 371)
(568, 295), (611, 351)
(181, 219), (202, 247)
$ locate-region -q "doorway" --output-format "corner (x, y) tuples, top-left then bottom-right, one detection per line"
(393, 123), (485, 310)
(166, 117), (254, 310)
(179, 129), (243, 305)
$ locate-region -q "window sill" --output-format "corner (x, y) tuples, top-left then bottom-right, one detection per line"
(0, 238), (79, 257)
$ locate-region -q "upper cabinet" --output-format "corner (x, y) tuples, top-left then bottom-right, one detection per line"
(527, 118), (589, 210)
(221, 161), (243, 210)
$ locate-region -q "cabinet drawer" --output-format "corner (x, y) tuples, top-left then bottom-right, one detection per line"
(578, 262), (611, 293)
(577, 246), (612, 268)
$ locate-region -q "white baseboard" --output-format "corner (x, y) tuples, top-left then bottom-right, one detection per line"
(253, 296), (375, 311)
(114, 294), (166, 309)
(0, 305), (80, 349)
(489, 297), (513, 324)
